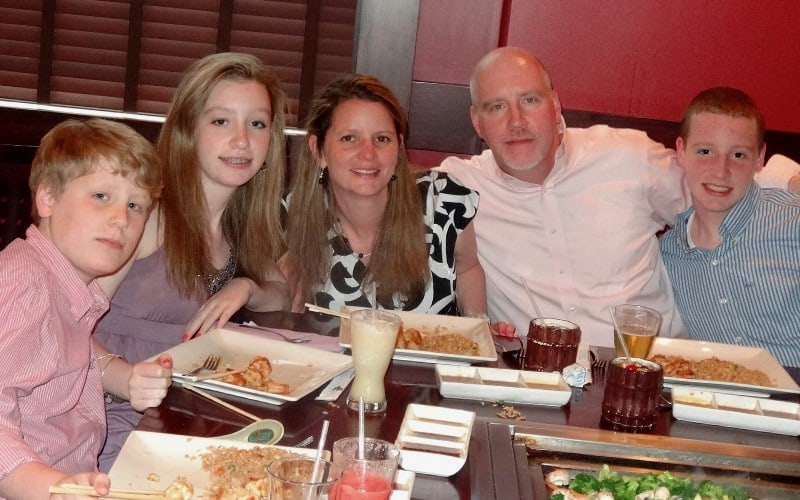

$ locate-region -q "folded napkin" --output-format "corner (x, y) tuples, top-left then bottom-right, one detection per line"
(229, 322), (344, 353)
(562, 343), (592, 387)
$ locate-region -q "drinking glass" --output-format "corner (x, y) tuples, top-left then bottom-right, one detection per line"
(601, 357), (663, 430)
(524, 318), (581, 372)
(267, 456), (341, 499)
(612, 304), (662, 358)
(346, 309), (401, 413)
(332, 437), (399, 500)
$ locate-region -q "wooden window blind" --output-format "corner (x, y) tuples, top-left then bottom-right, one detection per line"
(0, 0), (357, 126)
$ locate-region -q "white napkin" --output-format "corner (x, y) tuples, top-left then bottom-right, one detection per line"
(315, 368), (354, 401)
(562, 342), (592, 387)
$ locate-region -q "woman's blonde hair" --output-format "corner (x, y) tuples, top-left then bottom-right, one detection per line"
(30, 118), (162, 222)
(285, 74), (428, 305)
(158, 52), (287, 297)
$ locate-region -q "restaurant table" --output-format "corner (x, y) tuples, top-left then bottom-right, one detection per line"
(136, 311), (800, 499)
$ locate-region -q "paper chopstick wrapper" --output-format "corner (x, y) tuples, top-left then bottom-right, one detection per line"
(563, 363), (590, 387)
(563, 343), (592, 387)
(315, 368), (354, 401)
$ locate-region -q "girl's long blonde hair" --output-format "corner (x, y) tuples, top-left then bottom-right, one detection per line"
(158, 52), (288, 298)
(285, 74), (428, 305)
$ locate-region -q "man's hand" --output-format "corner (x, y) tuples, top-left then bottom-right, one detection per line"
(490, 321), (517, 337)
(128, 354), (172, 412)
(50, 472), (111, 499)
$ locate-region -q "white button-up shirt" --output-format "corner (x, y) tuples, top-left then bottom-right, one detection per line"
(438, 122), (690, 346)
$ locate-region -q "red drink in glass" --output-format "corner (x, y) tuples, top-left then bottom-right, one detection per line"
(332, 469), (392, 500)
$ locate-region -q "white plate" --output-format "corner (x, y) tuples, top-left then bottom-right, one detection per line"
(339, 308), (497, 365)
(672, 388), (800, 435)
(649, 337), (800, 397)
(159, 328), (352, 405)
(436, 364), (572, 406)
(395, 404), (474, 477)
(109, 431), (321, 496)
(110, 431), (415, 499)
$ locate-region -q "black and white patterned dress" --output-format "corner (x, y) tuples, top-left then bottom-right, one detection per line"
(313, 170), (478, 315)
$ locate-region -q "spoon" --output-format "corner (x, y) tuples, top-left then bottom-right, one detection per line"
(215, 418), (285, 444)
(238, 323), (312, 343)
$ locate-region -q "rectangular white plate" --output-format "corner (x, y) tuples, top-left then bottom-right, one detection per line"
(339, 308), (497, 365)
(109, 431), (319, 496)
(672, 387), (800, 435)
(436, 364), (572, 406)
(110, 431), (414, 499)
(649, 337), (800, 397)
(395, 404), (474, 477)
(159, 328), (352, 405)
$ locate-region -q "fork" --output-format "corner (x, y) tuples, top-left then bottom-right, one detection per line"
(590, 350), (608, 370)
(238, 323), (311, 343)
(184, 355), (220, 377)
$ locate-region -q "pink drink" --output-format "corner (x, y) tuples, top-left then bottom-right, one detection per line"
(331, 470), (392, 500)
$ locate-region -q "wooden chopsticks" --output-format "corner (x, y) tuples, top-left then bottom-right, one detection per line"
(190, 368), (247, 381)
(305, 303), (350, 319)
(49, 484), (166, 499)
(182, 383), (260, 422)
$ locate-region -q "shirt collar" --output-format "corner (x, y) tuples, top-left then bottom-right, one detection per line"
(550, 115), (568, 179)
(25, 225), (109, 322)
(676, 181), (760, 249)
(718, 181), (760, 239)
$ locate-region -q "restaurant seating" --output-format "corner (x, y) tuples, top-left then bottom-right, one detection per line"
(0, 145), (35, 250)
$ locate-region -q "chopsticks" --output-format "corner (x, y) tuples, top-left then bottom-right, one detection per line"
(305, 303), (350, 319)
(190, 368), (247, 381)
(182, 383), (260, 422)
(49, 484), (166, 499)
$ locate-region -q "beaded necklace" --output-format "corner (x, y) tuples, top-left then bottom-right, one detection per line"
(201, 248), (236, 295)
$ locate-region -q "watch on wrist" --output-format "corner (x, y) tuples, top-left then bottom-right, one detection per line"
(104, 392), (125, 404)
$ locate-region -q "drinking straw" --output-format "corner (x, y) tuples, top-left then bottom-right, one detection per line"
(307, 419), (330, 499)
(520, 276), (544, 320)
(608, 307), (632, 363)
(358, 397), (365, 460)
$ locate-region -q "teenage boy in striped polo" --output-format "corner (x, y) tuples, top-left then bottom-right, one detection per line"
(660, 87), (800, 368)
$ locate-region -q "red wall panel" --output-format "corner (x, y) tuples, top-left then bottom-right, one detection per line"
(414, 0), (800, 133)
(413, 0), (503, 84)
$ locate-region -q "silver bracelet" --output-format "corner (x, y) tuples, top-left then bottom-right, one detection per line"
(96, 353), (123, 378)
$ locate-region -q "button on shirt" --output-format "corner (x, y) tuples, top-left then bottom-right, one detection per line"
(0, 225), (108, 479)
(660, 183), (800, 367)
(438, 122), (691, 346)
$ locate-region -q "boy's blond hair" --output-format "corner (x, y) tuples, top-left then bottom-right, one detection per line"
(29, 118), (163, 222)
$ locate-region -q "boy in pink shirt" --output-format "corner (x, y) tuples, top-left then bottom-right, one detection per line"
(0, 118), (164, 499)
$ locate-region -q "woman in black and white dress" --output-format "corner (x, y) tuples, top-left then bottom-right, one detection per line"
(280, 74), (492, 320)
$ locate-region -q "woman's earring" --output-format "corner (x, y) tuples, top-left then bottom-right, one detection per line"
(259, 161), (267, 172)
(390, 173), (397, 182)
(318, 167), (328, 185)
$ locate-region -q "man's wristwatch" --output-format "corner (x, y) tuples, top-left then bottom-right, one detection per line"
(104, 392), (125, 404)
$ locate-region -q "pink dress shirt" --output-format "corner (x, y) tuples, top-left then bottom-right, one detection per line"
(438, 123), (691, 347)
(0, 225), (108, 480)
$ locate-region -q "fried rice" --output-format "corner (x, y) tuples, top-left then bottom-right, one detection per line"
(199, 445), (298, 499)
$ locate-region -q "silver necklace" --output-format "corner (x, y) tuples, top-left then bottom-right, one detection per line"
(333, 219), (372, 259)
